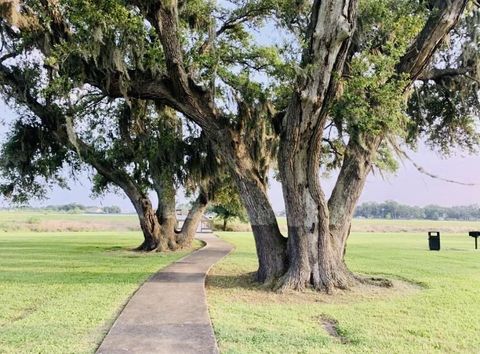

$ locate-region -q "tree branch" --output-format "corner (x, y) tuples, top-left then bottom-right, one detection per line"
(125, 1), (218, 133)
(0, 62), (145, 201)
(417, 66), (472, 81)
(396, 0), (468, 82)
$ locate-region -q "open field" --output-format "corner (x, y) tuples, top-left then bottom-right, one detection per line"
(3, 210), (480, 234)
(215, 216), (480, 233)
(277, 217), (480, 234)
(207, 232), (480, 353)
(1, 211), (479, 353)
(0, 211), (139, 232)
(0, 231), (197, 353)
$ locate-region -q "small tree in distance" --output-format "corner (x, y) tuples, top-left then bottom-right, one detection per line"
(102, 206), (122, 214)
(209, 182), (247, 231)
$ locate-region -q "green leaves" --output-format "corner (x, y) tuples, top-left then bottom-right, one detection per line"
(208, 176), (248, 225)
(0, 120), (76, 204)
(333, 0), (425, 138)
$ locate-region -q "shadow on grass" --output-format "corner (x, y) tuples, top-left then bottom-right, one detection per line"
(207, 271), (426, 295)
(207, 272), (268, 291)
(0, 269), (157, 284)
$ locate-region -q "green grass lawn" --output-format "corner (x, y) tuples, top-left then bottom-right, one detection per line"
(276, 217), (480, 234)
(0, 231), (195, 353)
(208, 232), (480, 353)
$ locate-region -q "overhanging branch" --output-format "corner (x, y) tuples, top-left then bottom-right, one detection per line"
(396, 0), (468, 82)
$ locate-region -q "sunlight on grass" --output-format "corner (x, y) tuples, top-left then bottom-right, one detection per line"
(0, 231), (196, 354)
(208, 232), (480, 354)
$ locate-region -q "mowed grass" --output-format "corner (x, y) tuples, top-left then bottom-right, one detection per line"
(276, 217), (480, 234)
(0, 231), (196, 353)
(207, 232), (480, 353)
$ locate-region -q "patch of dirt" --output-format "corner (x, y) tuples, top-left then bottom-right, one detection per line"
(206, 270), (423, 306)
(318, 315), (349, 344)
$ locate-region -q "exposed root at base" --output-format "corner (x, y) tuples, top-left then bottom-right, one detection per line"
(274, 273), (309, 293)
(273, 268), (359, 294)
(271, 271), (395, 294)
(133, 242), (157, 252)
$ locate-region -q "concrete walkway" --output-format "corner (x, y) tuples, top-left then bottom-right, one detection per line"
(96, 233), (233, 354)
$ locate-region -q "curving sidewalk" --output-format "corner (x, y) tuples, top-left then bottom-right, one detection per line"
(96, 233), (233, 354)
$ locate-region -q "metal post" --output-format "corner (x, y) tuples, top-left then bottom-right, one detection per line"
(476, 237), (478, 250)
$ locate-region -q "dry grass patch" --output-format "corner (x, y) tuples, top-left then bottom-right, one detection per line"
(207, 268), (421, 306)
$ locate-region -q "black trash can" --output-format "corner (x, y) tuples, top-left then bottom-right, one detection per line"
(428, 231), (440, 251)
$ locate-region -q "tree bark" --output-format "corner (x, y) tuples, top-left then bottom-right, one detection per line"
(231, 165), (287, 283)
(278, 140), (356, 292)
(154, 180), (179, 251)
(276, 0), (359, 292)
(176, 190), (209, 248)
(210, 129), (287, 283)
(131, 195), (162, 251)
(328, 136), (382, 259)
(222, 218), (227, 231)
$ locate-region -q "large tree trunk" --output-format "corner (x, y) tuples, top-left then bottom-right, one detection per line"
(278, 138), (356, 292)
(176, 190), (209, 248)
(276, 0), (359, 291)
(213, 130), (287, 283)
(154, 180), (179, 251)
(232, 168), (287, 283)
(130, 195), (162, 251)
(328, 136), (382, 259)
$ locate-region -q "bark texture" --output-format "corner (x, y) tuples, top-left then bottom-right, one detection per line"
(220, 130), (287, 283)
(176, 190), (209, 247)
(277, 0), (359, 291)
(276, 0), (467, 292)
(132, 196), (162, 251)
(328, 136), (382, 259)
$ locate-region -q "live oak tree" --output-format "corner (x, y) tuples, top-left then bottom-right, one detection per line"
(0, 78), (210, 251)
(0, 0), (478, 292)
(275, 0), (475, 291)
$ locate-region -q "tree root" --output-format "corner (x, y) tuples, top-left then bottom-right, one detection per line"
(134, 241), (157, 252)
(273, 268), (364, 294)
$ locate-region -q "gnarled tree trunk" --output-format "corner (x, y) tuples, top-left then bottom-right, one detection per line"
(276, 0), (359, 292)
(176, 190), (209, 248)
(276, 136), (381, 291)
(231, 160), (287, 283)
(214, 130), (287, 283)
(328, 137), (382, 259)
(278, 139), (356, 292)
(154, 180), (179, 251)
(131, 195), (162, 251)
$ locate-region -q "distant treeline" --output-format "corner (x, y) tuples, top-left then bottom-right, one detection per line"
(355, 201), (480, 221)
(2, 203), (122, 214)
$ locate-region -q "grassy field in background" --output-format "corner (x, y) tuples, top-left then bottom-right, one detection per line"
(277, 217), (480, 234)
(0, 211), (139, 232)
(0, 231), (197, 353)
(208, 232), (480, 353)
(1, 211), (479, 353)
(3, 210), (480, 234)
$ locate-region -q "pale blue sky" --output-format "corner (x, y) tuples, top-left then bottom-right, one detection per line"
(1, 101), (480, 212)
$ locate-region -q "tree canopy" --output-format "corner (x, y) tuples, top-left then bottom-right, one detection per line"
(0, 0), (478, 292)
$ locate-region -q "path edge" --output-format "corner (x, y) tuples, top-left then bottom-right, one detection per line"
(94, 237), (208, 352)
